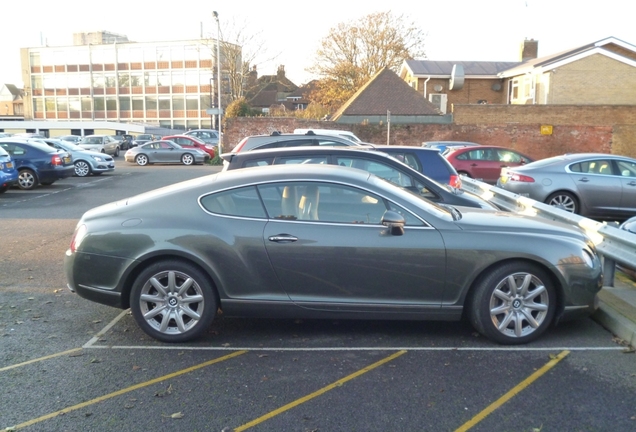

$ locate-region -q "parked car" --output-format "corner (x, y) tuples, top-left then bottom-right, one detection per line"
(64, 164), (602, 345)
(618, 217), (636, 280)
(293, 128), (362, 143)
(78, 135), (120, 157)
(58, 135), (82, 144)
(111, 134), (134, 151)
(372, 145), (463, 188)
(422, 141), (481, 155)
(0, 139), (75, 190)
(231, 131), (371, 153)
(163, 135), (216, 158)
(124, 140), (210, 166)
(221, 146), (496, 210)
(132, 134), (154, 147)
(42, 139), (115, 177)
(497, 153), (636, 219)
(0, 132), (13, 138)
(184, 129), (221, 145)
(0, 145), (19, 193)
(445, 145), (534, 184)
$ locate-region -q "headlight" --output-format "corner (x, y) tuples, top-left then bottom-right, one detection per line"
(91, 155), (104, 162)
(582, 248), (596, 268)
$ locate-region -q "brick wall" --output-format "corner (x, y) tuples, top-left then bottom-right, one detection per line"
(224, 104), (636, 160)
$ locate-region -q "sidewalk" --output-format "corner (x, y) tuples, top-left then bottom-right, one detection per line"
(592, 271), (636, 347)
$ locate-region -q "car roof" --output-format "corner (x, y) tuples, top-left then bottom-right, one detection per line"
(221, 145), (380, 162)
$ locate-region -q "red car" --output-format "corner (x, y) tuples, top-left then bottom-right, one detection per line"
(444, 145), (534, 184)
(163, 135), (216, 158)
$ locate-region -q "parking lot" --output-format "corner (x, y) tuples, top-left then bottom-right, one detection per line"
(1, 160), (635, 431)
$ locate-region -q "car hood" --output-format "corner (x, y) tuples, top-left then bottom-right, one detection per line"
(453, 208), (589, 241)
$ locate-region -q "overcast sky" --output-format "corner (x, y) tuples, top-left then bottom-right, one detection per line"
(1, 0), (633, 87)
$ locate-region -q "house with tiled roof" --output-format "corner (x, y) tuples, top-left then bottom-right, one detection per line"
(400, 37), (636, 111)
(245, 65), (298, 114)
(0, 84), (24, 118)
(331, 67), (443, 124)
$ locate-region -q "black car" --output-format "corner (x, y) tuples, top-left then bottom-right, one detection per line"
(221, 146), (497, 210)
(0, 139), (75, 190)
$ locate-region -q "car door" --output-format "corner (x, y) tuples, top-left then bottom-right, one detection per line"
(569, 158), (623, 215)
(259, 181), (447, 310)
(153, 141), (178, 162)
(616, 159), (636, 215)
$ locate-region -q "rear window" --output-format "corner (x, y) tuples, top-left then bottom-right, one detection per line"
(380, 148), (454, 182)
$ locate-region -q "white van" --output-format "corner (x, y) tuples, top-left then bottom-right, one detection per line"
(294, 128), (361, 143)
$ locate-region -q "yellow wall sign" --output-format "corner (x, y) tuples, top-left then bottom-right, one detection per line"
(540, 125), (553, 135)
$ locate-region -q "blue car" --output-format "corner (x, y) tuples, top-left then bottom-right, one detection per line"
(373, 145), (463, 189)
(0, 139), (75, 190)
(0, 145), (19, 193)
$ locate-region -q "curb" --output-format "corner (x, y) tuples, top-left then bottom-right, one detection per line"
(592, 289), (636, 347)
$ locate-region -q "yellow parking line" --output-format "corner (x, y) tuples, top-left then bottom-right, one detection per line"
(7, 350), (247, 430)
(234, 350), (407, 432)
(0, 348), (83, 372)
(455, 350), (570, 432)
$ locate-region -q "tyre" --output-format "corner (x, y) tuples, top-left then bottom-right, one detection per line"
(468, 261), (556, 344)
(181, 153), (195, 166)
(74, 160), (91, 177)
(130, 260), (217, 343)
(135, 154), (149, 166)
(545, 191), (579, 214)
(114, 146), (120, 157)
(17, 169), (38, 190)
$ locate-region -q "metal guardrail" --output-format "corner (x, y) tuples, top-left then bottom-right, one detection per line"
(460, 177), (636, 287)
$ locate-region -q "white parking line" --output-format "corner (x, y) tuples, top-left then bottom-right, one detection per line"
(85, 312), (624, 351)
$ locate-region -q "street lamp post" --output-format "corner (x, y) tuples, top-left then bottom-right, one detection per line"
(213, 11), (222, 155)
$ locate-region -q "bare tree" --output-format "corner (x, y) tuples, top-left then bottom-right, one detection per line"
(308, 11), (427, 110)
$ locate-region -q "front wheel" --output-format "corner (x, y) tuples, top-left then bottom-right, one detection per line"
(545, 191), (579, 214)
(135, 154), (149, 166)
(74, 160), (91, 177)
(181, 153), (195, 165)
(130, 260), (217, 342)
(17, 169), (38, 190)
(468, 262), (556, 344)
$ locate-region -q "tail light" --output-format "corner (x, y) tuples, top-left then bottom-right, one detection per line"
(509, 173), (535, 183)
(449, 174), (462, 189)
(51, 154), (63, 166)
(70, 224), (87, 253)
(232, 137), (248, 152)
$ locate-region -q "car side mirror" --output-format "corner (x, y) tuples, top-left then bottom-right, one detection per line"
(381, 210), (405, 236)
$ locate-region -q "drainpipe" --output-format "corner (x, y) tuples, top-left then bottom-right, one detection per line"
(423, 76), (431, 99)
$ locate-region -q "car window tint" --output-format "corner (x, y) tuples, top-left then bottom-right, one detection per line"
(158, 142), (172, 149)
(498, 150), (522, 163)
(316, 139), (348, 147)
(200, 186), (266, 218)
(259, 181), (390, 224)
(335, 157), (414, 188)
(242, 157), (274, 168)
(275, 156), (329, 165)
(0, 144), (26, 155)
(616, 160), (636, 177)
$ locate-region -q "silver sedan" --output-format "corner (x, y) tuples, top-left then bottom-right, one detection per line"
(124, 140), (210, 166)
(497, 153), (636, 219)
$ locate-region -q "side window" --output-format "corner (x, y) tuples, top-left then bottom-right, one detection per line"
(617, 160), (636, 177)
(275, 155), (329, 165)
(316, 139), (348, 147)
(258, 139), (313, 150)
(200, 186), (266, 218)
(336, 157), (413, 188)
(498, 150), (521, 163)
(242, 157), (274, 168)
(258, 181), (390, 224)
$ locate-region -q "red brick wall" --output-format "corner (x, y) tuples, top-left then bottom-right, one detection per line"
(223, 105), (636, 159)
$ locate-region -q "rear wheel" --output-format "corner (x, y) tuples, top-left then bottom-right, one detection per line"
(74, 160), (91, 177)
(17, 169), (38, 190)
(130, 260), (217, 342)
(114, 146), (120, 157)
(545, 191), (579, 214)
(181, 153), (195, 165)
(468, 261), (556, 344)
(135, 154), (149, 166)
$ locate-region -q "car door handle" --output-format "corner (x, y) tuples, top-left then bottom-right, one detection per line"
(628, 181), (636, 186)
(578, 177), (589, 183)
(268, 234), (298, 243)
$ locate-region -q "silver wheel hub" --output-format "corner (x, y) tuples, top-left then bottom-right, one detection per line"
(489, 272), (549, 338)
(139, 270), (205, 335)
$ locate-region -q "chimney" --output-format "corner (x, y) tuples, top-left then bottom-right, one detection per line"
(521, 39), (538, 62)
(277, 65), (285, 79)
